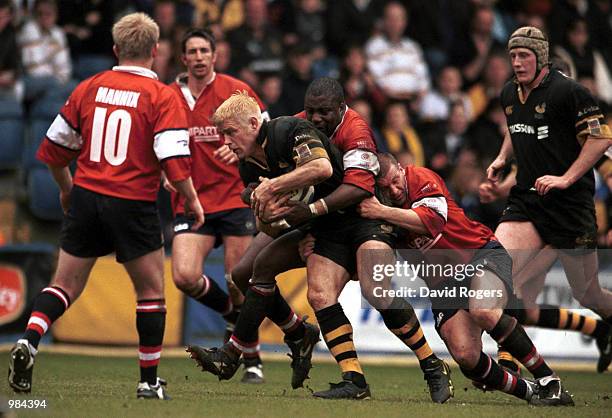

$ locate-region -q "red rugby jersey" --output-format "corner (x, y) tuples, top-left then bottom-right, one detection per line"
(170, 73), (266, 215)
(36, 66), (191, 201)
(296, 107), (378, 194)
(401, 165), (494, 257)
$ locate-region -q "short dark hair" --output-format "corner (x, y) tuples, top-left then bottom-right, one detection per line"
(181, 27), (216, 53)
(305, 77), (345, 104)
(377, 153), (399, 179)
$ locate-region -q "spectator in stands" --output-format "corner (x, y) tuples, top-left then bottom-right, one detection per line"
(18, 0), (75, 103)
(467, 52), (511, 121)
(152, 38), (178, 84)
(339, 45), (386, 113)
(450, 4), (504, 87)
(259, 74), (285, 118)
(419, 65), (472, 123)
(58, 0), (115, 80)
(351, 98), (386, 153)
(423, 100), (471, 180)
(365, 1), (430, 102)
(380, 101), (425, 167)
(325, 0), (381, 58)
(466, 97), (507, 169)
(553, 18), (612, 106)
(213, 39), (233, 75)
(279, 43), (314, 115)
(0, 0), (20, 101)
(154, 0), (177, 41)
(226, 0), (283, 85)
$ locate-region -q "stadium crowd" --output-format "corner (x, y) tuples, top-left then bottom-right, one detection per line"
(1, 0), (612, 244)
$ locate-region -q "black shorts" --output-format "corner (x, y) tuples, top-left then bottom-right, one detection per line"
(173, 208), (256, 247)
(60, 186), (163, 263)
(499, 187), (597, 251)
(431, 241), (515, 333)
(311, 211), (397, 275)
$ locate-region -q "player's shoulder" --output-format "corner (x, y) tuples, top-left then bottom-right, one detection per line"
(406, 166), (444, 191)
(500, 79), (517, 104)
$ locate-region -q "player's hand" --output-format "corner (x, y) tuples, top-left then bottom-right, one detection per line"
(268, 200), (312, 225)
(298, 233), (315, 261)
(252, 177), (277, 217)
(534, 175), (570, 195)
(259, 193), (291, 223)
(240, 182), (260, 205)
(213, 144), (239, 165)
(479, 181), (499, 203)
(161, 171), (177, 193)
(486, 157), (506, 182)
(357, 196), (383, 219)
(59, 188), (72, 214)
(185, 197), (205, 230)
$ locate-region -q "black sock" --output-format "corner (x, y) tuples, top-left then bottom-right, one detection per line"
(232, 285), (275, 345)
(267, 288), (305, 341)
(195, 275), (232, 316)
(23, 286), (71, 349)
(136, 299), (166, 385)
(490, 314), (553, 378)
(461, 352), (529, 399)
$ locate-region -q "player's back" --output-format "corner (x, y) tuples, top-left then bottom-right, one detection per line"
(53, 67), (189, 201)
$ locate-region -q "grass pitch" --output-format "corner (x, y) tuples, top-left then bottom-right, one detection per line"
(0, 352), (610, 418)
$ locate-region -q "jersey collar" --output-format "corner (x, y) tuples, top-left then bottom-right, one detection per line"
(112, 66), (158, 80)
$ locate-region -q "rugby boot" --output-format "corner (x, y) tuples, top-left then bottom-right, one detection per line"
(313, 380), (371, 400)
(285, 319), (320, 389)
(186, 343), (240, 381)
(8, 339), (34, 393)
(422, 357), (454, 403)
(137, 377), (171, 400)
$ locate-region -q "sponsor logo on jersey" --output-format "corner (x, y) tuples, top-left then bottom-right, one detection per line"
(189, 126), (220, 142)
(509, 123), (535, 134)
(95, 87), (141, 108)
(577, 105), (599, 118)
(535, 102), (546, 113)
(537, 125), (549, 140)
(295, 143), (312, 160)
(505, 106), (513, 116)
(0, 264), (26, 325)
(588, 118), (602, 136)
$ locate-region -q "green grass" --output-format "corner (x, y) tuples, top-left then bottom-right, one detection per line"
(0, 353), (610, 418)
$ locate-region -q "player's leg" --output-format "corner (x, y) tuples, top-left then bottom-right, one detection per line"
(8, 250), (96, 393)
(229, 231), (275, 294)
(124, 248), (170, 400)
(440, 310), (536, 402)
(494, 221), (544, 276)
(172, 232), (236, 322)
(357, 239), (452, 403)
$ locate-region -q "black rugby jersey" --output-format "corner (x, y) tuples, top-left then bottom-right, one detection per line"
(238, 116), (344, 201)
(500, 69), (611, 200)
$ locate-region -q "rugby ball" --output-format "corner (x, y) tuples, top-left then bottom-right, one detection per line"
(287, 186), (315, 204)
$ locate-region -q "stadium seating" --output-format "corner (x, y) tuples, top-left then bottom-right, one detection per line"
(0, 98), (24, 170)
(27, 166), (63, 221)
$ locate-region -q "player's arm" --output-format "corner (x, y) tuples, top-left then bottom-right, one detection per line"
(48, 165), (73, 214)
(262, 157), (333, 194)
(487, 130), (514, 182)
(358, 196), (430, 235)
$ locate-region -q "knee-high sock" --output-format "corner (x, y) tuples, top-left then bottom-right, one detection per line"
(377, 298), (436, 368)
(23, 286), (71, 352)
(461, 352), (532, 400)
(137, 299), (166, 385)
(315, 303), (366, 388)
(489, 314), (553, 378)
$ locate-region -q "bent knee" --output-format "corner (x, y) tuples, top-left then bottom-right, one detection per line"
(468, 308), (501, 331)
(448, 344), (480, 370)
(172, 265), (202, 294)
(307, 287), (337, 311)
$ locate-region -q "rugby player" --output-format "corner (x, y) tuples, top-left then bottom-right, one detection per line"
(359, 153), (573, 405)
(8, 13), (204, 399)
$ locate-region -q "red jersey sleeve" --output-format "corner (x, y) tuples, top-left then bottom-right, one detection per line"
(36, 81), (87, 167)
(407, 167), (448, 238)
(154, 87), (191, 182)
(339, 112), (378, 193)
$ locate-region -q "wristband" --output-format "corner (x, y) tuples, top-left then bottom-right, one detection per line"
(309, 199), (329, 217)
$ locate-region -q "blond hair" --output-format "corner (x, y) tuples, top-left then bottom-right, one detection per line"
(112, 13), (159, 61)
(213, 90), (262, 127)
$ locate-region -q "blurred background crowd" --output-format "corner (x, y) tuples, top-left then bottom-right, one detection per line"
(0, 0), (611, 248)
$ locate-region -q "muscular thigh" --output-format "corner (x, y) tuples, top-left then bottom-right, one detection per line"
(357, 240), (396, 309)
(495, 221), (543, 276)
(172, 233), (215, 277)
(251, 229), (306, 284)
(222, 235), (252, 272)
(307, 254), (350, 306)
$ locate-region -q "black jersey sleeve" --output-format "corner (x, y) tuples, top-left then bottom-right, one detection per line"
(290, 125), (330, 167)
(571, 82), (612, 143)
